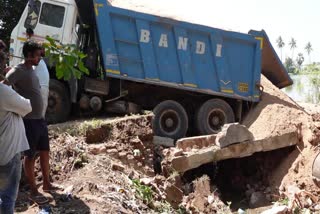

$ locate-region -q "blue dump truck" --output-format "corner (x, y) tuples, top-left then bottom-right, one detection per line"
(11, 0), (292, 139)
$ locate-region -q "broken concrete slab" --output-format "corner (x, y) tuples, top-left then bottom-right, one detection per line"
(215, 123), (254, 148)
(170, 131), (299, 173)
(153, 136), (175, 147)
(176, 134), (216, 151)
(175, 123), (253, 151)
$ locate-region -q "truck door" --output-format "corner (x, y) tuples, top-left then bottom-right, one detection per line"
(35, 1), (67, 42)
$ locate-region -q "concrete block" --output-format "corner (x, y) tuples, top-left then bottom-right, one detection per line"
(215, 123), (254, 148)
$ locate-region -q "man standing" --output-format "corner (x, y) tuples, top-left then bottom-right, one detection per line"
(34, 47), (49, 118)
(0, 51), (31, 213)
(6, 41), (54, 204)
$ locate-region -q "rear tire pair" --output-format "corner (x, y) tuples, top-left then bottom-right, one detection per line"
(152, 99), (235, 140)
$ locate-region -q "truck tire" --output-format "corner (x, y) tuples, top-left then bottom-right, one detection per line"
(46, 79), (71, 124)
(152, 100), (188, 140)
(196, 99), (235, 135)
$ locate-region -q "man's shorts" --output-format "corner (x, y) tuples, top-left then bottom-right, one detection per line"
(23, 119), (49, 158)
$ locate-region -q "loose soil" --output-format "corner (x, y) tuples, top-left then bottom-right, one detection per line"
(15, 75), (320, 213)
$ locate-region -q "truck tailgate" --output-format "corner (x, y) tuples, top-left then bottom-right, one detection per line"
(249, 30), (293, 89)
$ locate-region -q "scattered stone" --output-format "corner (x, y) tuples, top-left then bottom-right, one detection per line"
(153, 136), (175, 147)
(127, 154), (135, 162)
(238, 208), (246, 214)
(111, 163), (125, 172)
(133, 149), (141, 157)
(193, 175), (211, 196)
(140, 177), (153, 185)
(287, 185), (301, 201)
(207, 195), (214, 204)
(261, 205), (288, 214)
(215, 123), (254, 148)
(166, 173), (183, 189)
(105, 142), (117, 149)
(154, 175), (166, 185)
(106, 149), (118, 155)
(130, 137), (145, 150)
(64, 185), (74, 194)
(164, 182), (183, 208)
(118, 152), (128, 159)
(249, 191), (268, 208)
(88, 144), (106, 155)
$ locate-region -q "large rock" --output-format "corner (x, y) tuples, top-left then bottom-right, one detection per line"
(215, 123), (254, 148)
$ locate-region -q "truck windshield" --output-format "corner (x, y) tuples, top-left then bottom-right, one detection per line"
(39, 3), (65, 28)
(24, 0), (41, 30)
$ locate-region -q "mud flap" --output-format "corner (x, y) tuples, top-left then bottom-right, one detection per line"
(249, 30), (293, 89)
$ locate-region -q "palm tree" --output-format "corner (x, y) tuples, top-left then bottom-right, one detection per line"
(276, 36), (285, 61)
(296, 53), (304, 71)
(289, 38), (297, 59)
(305, 42), (313, 64)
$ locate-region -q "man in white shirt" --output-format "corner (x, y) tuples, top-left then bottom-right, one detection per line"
(34, 47), (49, 118)
(0, 51), (31, 213)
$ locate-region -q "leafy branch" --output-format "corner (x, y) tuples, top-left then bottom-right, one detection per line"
(43, 36), (89, 80)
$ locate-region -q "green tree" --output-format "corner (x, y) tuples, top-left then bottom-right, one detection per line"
(296, 53), (304, 71)
(289, 38), (297, 59)
(284, 57), (296, 73)
(276, 36), (285, 61)
(44, 36), (89, 80)
(0, 0), (28, 45)
(305, 42), (313, 64)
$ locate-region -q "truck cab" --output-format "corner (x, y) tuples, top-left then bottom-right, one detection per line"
(10, 0), (99, 124)
(10, 0), (78, 66)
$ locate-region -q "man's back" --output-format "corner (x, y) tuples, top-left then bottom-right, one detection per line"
(0, 83), (31, 165)
(6, 63), (43, 119)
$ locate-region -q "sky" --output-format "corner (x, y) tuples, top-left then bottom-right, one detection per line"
(122, 0), (319, 64)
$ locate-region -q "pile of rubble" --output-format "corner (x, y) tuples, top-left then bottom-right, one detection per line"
(16, 74), (320, 213)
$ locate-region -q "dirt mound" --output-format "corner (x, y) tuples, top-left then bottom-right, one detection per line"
(108, 0), (180, 20)
(243, 75), (320, 204)
(243, 75), (313, 141)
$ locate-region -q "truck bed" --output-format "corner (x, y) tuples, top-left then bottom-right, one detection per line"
(94, 0), (262, 102)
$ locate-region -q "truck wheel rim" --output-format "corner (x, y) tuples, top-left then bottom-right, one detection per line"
(207, 109), (226, 132)
(159, 110), (180, 134)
